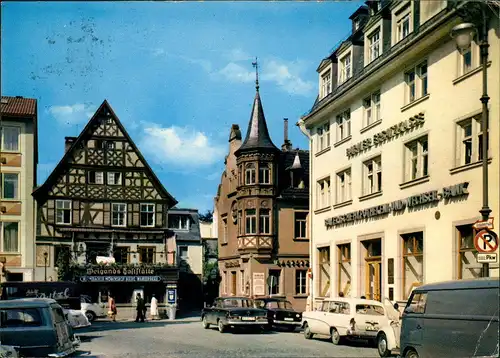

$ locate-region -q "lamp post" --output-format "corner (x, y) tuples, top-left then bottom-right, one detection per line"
(451, 2), (493, 277)
(43, 251), (48, 282)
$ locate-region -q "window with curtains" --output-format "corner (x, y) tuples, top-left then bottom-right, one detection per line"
(1, 173), (19, 200)
(1, 222), (19, 253)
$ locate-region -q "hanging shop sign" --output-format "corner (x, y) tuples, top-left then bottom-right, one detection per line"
(85, 267), (156, 276)
(346, 112), (425, 158)
(325, 182), (468, 228)
(80, 275), (162, 283)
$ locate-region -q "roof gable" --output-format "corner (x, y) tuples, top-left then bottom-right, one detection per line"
(32, 100), (177, 206)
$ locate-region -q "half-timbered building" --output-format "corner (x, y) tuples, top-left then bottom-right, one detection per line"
(32, 100), (179, 305)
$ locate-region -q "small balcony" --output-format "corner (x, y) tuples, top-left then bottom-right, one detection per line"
(237, 235), (273, 256)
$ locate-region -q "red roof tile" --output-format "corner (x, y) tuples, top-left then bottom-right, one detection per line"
(1, 96), (37, 117)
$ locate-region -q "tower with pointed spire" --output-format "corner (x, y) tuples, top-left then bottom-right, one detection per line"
(214, 60), (310, 311)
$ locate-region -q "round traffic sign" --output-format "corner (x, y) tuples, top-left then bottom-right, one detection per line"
(474, 229), (499, 253)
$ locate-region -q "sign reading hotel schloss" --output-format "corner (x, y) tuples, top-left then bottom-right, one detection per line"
(346, 112), (425, 158)
(325, 182), (469, 228)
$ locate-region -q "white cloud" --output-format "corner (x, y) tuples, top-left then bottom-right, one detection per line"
(225, 48), (252, 62)
(216, 62), (254, 83)
(140, 124), (225, 168)
(48, 103), (95, 126)
(261, 60), (314, 96)
(205, 171), (221, 181)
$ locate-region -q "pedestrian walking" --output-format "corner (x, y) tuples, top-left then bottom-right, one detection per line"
(135, 293), (146, 322)
(150, 294), (158, 320)
(108, 293), (117, 322)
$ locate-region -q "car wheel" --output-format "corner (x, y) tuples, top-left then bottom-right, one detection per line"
(217, 319), (225, 333)
(303, 323), (313, 339)
(202, 316), (210, 329)
(377, 333), (391, 357)
(330, 328), (342, 345)
(85, 311), (96, 322)
(405, 349), (419, 358)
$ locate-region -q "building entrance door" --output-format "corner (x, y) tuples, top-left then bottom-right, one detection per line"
(365, 259), (382, 301)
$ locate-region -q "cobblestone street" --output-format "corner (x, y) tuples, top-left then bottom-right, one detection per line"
(74, 317), (378, 358)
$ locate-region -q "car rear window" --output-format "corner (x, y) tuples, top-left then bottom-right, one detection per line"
(51, 305), (66, 324)
(0, 308), (43, 327)
(355, 304), (385, 316)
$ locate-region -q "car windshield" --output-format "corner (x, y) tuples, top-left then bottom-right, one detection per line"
(221, 298), (253, 308)
(266, 301), (294, 310)
(355, 304), (385, 316)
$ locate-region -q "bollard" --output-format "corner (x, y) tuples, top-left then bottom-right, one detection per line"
(167, 305), (177, 320)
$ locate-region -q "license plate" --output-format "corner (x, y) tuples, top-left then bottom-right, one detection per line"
(241, 317), (256, 321)
(284, 318), (294, 321)
(366, 326), (377, 331)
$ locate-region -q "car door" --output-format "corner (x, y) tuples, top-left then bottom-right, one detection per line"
(206, 299), (218, 324)
(401, 291), (427, 354)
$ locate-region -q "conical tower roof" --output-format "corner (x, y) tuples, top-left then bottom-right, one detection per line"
(235, 89), (279, 155)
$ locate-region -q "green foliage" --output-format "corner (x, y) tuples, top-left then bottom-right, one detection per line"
(56, 248), (73, 281)
(199, 210), (214, 223)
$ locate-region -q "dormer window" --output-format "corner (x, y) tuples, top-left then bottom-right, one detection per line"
(258, 163), (270, 184)
(394, 3), (412, 44)
(368, 29), (381, 62)
(354, 20), (360, 31)
(339, 53), (352, 84)
(245, 163), (256, 185)
(168, 214), (190, 230)
(320, 70), (332, 99)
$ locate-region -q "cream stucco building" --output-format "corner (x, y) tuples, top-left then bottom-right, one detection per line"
(298, 0), (499, 308)
(0, 96), (38, 282)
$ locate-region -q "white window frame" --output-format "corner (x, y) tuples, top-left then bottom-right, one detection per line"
(295, 269), (307, 295)
(336, 168), (352, 203)
(405, 61), (428, 104)
(336, 109), (351, 142)
(397, 12), (411, 42)
(55, 200), (72, 225)
(363, 92), (381, 127)
(1, 173), (19, 200)
(456, 115), (488, 166)
(321, 70), (332, 98)
(339, 52), (352, 84)
(88, 171), (104, 185)
(140, 203), (155, 227)
(107, 172), (122, 185)
(404, 135), (429, 182)
(0, 221), (20, 253)
(258, 163), (271, 184)
(363, 156), (382, 195)
(111, 203), (127, 227)
(0, 126), (20, 152)
(259, 209), (270, 234)
(245, 209), (257, 235)
(168, 214), (190, 230)
(316, 123), (330, 152)
(457, 42), (479, 77)
(368, 29), (381, 62)
(294, 211), (307, 239)
(316, 177), (331, 209)
(245, 163), (256, 185)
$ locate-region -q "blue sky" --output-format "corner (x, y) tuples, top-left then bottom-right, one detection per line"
(1, 1), (362, 212)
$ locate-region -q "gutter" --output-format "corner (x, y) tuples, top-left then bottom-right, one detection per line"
(296, 119), (313, 309)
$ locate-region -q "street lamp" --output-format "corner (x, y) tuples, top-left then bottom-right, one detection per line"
(451, 2), (492, 277)
(43, 251), (48, 282)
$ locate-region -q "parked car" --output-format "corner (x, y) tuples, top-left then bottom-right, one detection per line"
(400, 278), (499, 358)
(0, 345), (19, 358)
(0, 298), (80, 358)
(376, 298), (403, 357)
(63, 308), (91, 329)
(80, 295), (107, 322)
(201, 297), (268, 333)
(301, 297), (391, 346)
(254, 297), (302, 331)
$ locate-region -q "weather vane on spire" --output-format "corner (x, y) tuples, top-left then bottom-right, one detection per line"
(252, 57), (259, 91)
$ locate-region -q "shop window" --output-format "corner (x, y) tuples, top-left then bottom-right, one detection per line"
(113, 246), (130, 264)
(337, 243), (351, 296)
(318, 246), (330, 297)
(268, 269), (281, 295)
(402, 232), (424, 299)
(457, 224), (482, 279)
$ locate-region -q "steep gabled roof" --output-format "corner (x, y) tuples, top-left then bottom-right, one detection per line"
(234, 89), (279, 155)
(32, 100), (177, 207)
(1, 96), (37, 117)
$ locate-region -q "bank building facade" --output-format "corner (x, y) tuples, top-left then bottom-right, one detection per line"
(298, 0), (499, 308)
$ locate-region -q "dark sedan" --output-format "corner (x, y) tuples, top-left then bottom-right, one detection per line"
(254, 297), (302, 331)
(201, 297), (268, 333)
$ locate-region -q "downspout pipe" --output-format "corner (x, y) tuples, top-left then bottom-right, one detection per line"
(297, 117), (313, 310)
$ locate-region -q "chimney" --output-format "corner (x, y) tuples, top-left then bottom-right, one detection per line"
(65, 136), (77, 152)
(281, 118), (292, 152)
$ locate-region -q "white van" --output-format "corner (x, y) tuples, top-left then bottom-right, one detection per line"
(400, 278), (499, 358)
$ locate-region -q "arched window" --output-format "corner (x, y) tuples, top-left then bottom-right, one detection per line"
(259, 163), (271, 184)
(245, 163), (256, 185)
